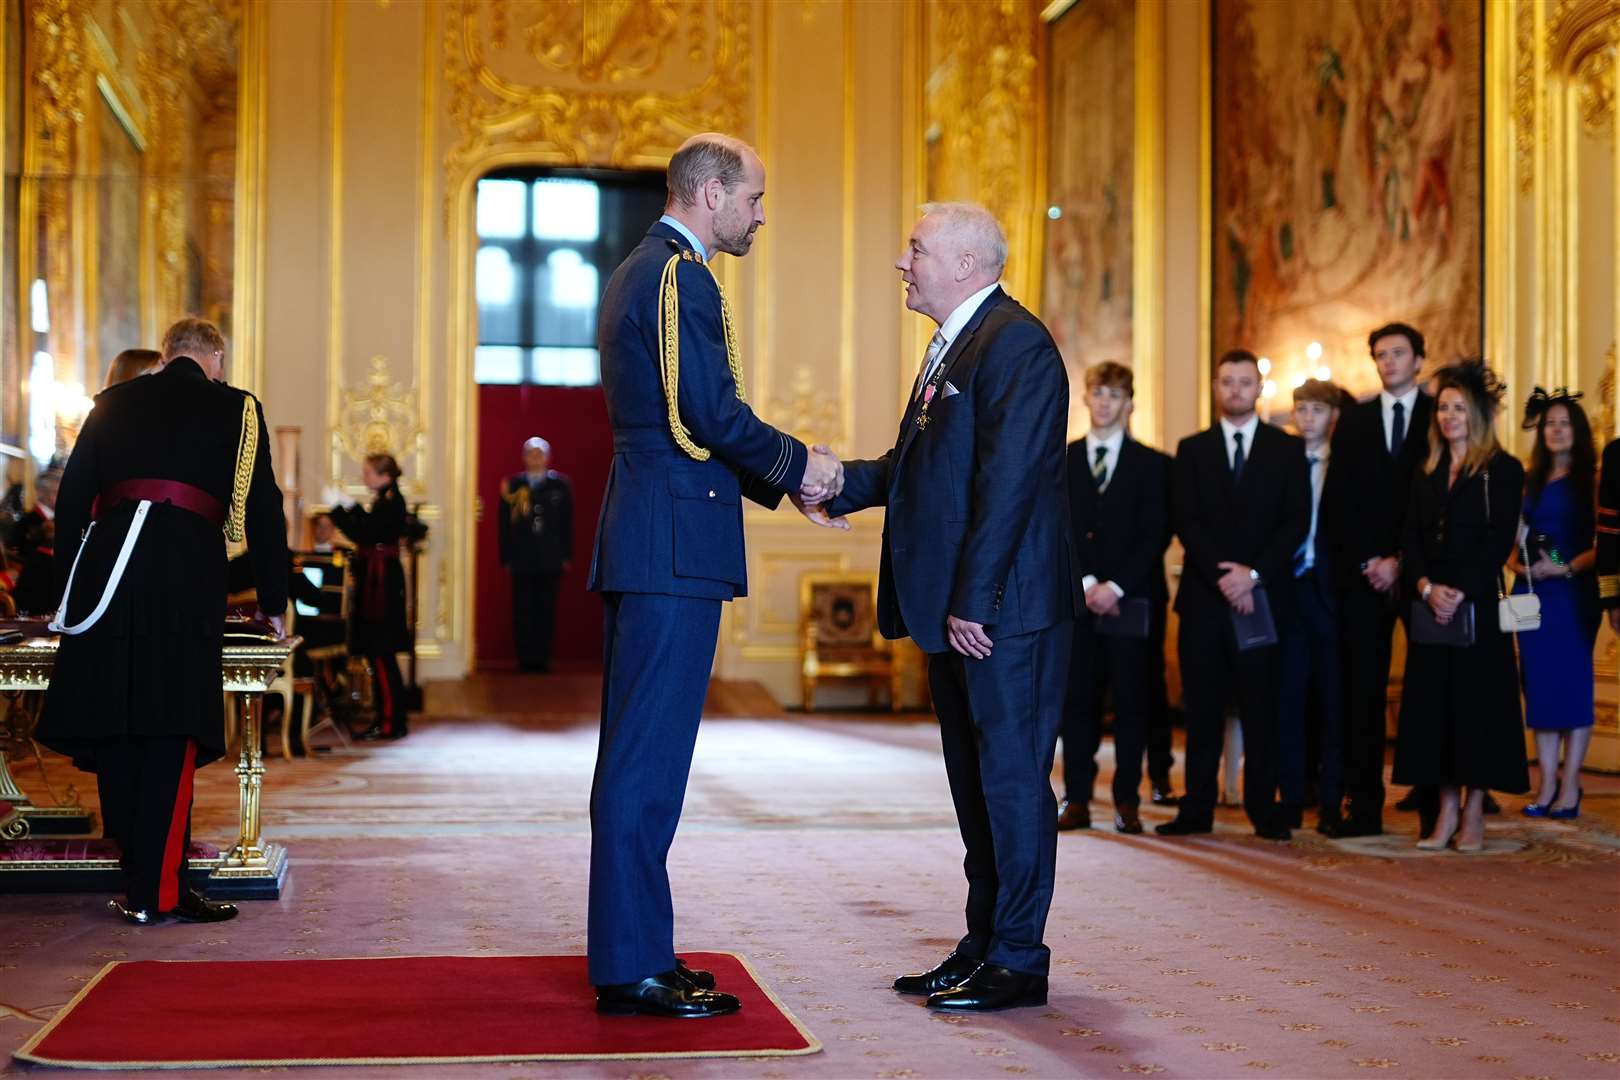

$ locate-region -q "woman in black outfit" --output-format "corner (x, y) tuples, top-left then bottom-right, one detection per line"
(1393, 360), (1528, 852)
(326, 453), (411, 741)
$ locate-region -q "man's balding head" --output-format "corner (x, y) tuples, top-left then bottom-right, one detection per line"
(896, 202), (1008, 325)
(662, 133), (766, 258)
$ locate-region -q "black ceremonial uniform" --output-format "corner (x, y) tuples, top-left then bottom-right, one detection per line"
(500, 470), (573, 671)
(37, 357), (287, 917)
(1598, 439), (1620, 609)
(328, 482), (410, 737)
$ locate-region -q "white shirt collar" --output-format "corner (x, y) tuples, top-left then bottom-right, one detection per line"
(1085, 428), (1125, 455)
(1305, 443), (1331, 463)
(1380, 386), (1419, 413)
(934, 283), (1002, 347)
(1219, 415), (1260, 444)
(658, 214), (707, 261)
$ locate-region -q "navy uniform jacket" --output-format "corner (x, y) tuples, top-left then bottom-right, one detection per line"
(500, 471), (573, 574)
(589, 222), (808, 600)
(826, 288), (1080, 654)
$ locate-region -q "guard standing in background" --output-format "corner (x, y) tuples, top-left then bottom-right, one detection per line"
(500, 437), (573, 672)
(36, 317), (288, 925)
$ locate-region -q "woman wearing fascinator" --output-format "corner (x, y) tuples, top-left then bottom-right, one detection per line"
(1391, 360), (1529, 852)
(1509, 387), (1599, 819)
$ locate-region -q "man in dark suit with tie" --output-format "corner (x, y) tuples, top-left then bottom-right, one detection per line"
(808, 201), (1078, 1012)
(1277, 378), (1343, 832)
(1159, 349), (1310, 841)
(1319, 322), (1433, 836)
(1056, 361), (1171, 835)
(587, 133), (841, 1018)
(499, 436), (573, 672)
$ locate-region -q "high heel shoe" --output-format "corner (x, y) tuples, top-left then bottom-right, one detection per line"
(1416, 819), (1458, 851)
(1548, 788), (1582, 820)
(1522, 783), (1558, 818)
(1454, 825), (1485, 853)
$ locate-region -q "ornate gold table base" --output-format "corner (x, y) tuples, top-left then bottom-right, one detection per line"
(0, 635), (300, 900)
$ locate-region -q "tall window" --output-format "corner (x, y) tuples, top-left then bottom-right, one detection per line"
(474, 168), (666, 386)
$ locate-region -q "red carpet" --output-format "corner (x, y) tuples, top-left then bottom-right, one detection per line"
(15, 952), (819, 1068)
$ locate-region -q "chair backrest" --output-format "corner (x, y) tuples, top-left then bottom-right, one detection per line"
(798, 572), (881, 650)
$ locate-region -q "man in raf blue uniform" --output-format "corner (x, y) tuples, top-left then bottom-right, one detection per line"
(586, 133), (842, 1018)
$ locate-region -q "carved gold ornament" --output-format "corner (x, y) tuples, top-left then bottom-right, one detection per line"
(1548, 0), (1620, 134)
(334, 355), (422, 472)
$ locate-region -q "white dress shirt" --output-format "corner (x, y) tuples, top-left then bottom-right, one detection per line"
(1219, 415), (1260, 469)
(1296, 445), (1330, 574)
(1380, 387), (1419, 450)
(922, 283), (1001, 384)
(657, 214), (707, 261)
(1080, 428), (1127, 599)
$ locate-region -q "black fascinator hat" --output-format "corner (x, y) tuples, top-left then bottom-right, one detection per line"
(1433, 358), (1506, 420)
(1521, 385), (1584, 429)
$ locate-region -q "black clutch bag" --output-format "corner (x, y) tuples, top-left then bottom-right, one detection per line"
(1409, 599), (1476, 646)
(1092, 597), (1150, 639)
(1231, 586), (1279, 650)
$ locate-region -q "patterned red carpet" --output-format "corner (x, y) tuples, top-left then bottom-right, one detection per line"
(2, 673), (1617, 1078)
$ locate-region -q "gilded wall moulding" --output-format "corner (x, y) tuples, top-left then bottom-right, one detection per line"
(333, 355), (424, 483)
(1516, 0), (1537, 192)
(443, 0), (749, 183)
(923, 0), (1042, 301)
(28, 0), (88, 177)
(770, 366), (843, 456)
(1548, 0), (1620, 134)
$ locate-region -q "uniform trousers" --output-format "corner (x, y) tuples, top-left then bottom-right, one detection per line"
(368, 653), (407, 734)
(929, 619), (1072, 977)
(587, 591), (722, 986)
(1177, 608), (1282, 829)
(512, 569), (562, 672)
(96, 735), (198, 912)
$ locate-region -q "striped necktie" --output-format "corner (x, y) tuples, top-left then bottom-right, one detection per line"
(1092, 445), (1108, 490)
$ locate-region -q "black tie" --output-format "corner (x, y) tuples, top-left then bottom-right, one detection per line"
(1390, 400), (1406, 456)
(1231, 431), (1246, 482)
(1092, 445), (1108, 490)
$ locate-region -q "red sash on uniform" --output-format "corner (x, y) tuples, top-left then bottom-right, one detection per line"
(99, 479), (226, 527)
(357, 544), (400, 621)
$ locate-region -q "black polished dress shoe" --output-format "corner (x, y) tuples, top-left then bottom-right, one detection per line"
(926, 964), (1047, 1011)
(1394, 788), (1422, 812)
(675, 959), (715, 990)
(1114, 806), (1143, 834)
(172, 889), (238, 924)
(595, 971), (741, 1018)
(893, 951), (982, 996)
(1150, 785), (1180, 806)
(1154, 816), (1212, 836)
(1056, 799), (1091, 831)
(1253, 822), (1292, 841)
(1335, 819), (1383, 838)
(107, 898), (160, 925)
(1316, 814), (1346, 838)
(356, 721), (392, 741)
(1281, 805), (1304, 829)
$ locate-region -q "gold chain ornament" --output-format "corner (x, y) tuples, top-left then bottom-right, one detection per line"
(226, 396), (258, 542)
(658, 249), (746, 462)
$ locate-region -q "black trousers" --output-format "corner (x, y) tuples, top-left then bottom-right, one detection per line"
(1277, 571), (1343, 817)
(512, 570), (562, 671)
(96, 735), (198, 912)
(930, 619), (1071, 977)
(1339, 584), (1398, 825)
(369, 652), (407, 733)
(1144, 601), (1175, 786)
(1177, 607), (1282, 829)
(1060, 620), (1150, 807)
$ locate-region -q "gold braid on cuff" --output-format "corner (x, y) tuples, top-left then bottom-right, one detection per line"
(658, 249), (747, 463)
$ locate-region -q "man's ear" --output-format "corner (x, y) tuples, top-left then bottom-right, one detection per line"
(956, 251), (976, 283)
(703, 176), (725, 211)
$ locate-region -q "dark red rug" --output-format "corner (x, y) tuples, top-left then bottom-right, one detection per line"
(15, 952), (819, 1068)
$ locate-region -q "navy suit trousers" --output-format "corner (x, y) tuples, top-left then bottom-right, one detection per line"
(1278, 570), (1343, 816)
(929, 619), (1072, 977)
(587, 590), (722, 986)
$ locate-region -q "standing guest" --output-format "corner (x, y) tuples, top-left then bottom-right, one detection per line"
(324, 454), (411, 741)
(103, 348), (160, 389)
(1510, 389), (1599, 818)
(588, 133), (838, 1019)
(1160, 349), (1310, 841)
(1320, 322), (1434, 837)
(499, 436), (573, 672)
(1057, 360), (1170, 834)
(813, 201), (1077, 1011)
(1597, 438), (1620, 628)
(1278, 379), (1343, 832)
(36, 316), (287, 924)
(1393, 360), (1527, 851)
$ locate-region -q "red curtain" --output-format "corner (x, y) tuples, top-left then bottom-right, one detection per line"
(474, 384), (611, 671)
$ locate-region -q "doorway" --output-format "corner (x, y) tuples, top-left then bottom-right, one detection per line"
(471, 167), (666, 671)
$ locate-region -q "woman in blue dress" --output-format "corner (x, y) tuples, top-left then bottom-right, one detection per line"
(1510, 389), (1599, 818)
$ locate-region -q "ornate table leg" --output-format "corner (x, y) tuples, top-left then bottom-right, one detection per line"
(208, 689), (288, 898)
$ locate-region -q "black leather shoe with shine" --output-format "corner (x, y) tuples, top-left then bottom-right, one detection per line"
(926, 964), (1047, 1011)
(1154, 816), (1212, 836)
(675, 959), (715, 990)
(172, 888), (238, 923)
(1150, 785), (1180, 806)
(595, 971), (741, 1018)
(107, 898), (160, 925)
(893, 951), (982, 996)
(356, 721), (391, 741)
(1114, 806), (1143, 834)
(1056, 799), (1091, 831)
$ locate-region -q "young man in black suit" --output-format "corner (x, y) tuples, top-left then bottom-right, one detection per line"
(1160, 349), (1310, 841)
(1278, 379), (1343, 833)
(1057, 361), (1172, 835)
(1319, 322), (1433, 836)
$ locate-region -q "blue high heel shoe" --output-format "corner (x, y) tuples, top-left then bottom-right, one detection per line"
(1522, 783), (1558, 817)
(1548, 789), (1582, 820)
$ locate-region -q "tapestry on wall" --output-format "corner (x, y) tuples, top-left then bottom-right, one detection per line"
(1043, 0), (1135, 434)
(1212, 0), (1482, 398)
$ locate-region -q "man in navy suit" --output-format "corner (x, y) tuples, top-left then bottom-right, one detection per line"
(1160, 349), (1310, 841)
(587, 133), (841, 1018)
(809, 202), (1078, 1012)
(1056, 361), (1172, 835)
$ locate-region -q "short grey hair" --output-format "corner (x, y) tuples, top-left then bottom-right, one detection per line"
(522, 436), (550, 454)
(666, 134), (750, 208)
(920, 201), (1008, 278)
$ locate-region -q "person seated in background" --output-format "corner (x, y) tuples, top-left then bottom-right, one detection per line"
(11, 465), (62, 616)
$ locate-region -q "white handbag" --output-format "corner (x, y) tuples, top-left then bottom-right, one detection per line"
(1498, 503), (1541, 634)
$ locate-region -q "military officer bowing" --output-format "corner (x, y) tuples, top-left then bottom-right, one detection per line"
(586, 133), (842, 1018)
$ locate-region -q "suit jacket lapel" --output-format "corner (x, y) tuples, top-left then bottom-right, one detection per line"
(894, 288), (1005, 468)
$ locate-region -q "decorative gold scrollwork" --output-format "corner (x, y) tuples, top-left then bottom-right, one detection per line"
(333, 355), (423, 483)
(1548, 0), (1620, 134)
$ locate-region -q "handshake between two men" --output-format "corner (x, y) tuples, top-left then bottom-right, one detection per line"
(790, 444), (851, 531)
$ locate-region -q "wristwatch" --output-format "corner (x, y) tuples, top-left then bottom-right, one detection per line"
(1248, 568), (1261, 584)
(1421, 582), (1434, 601)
